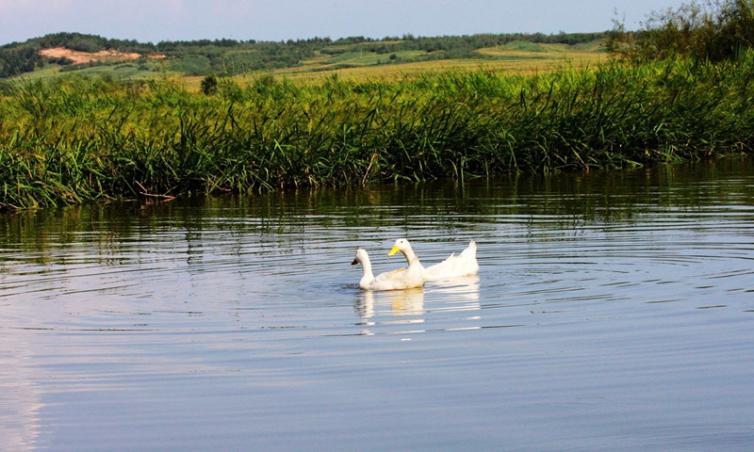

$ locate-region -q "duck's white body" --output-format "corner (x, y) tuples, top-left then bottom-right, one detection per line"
(352, 248), (424, 291)
(390, 239), (479, 282)
(423, 241), (479, 281)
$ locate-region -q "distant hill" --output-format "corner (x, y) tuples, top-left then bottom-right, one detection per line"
(0, 31), (608, 80)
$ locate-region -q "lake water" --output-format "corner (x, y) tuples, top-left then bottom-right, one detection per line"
(1, 159), (754, 451)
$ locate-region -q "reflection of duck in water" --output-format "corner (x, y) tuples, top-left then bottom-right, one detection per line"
(358, 288), (426, 320)
(430, 275), (481, 311)
(388, 239), (479, 282)
(351, 248), (424, 291)
(355, 277), (483, 336)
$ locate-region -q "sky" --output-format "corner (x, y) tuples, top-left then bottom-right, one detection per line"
(0, 0), (690, 45)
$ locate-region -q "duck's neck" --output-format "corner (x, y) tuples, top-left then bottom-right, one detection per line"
(360, 253), (375, 281)
(402, 247), (421, 266)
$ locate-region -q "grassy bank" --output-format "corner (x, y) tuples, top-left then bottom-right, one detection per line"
(1, 52), (753, 210)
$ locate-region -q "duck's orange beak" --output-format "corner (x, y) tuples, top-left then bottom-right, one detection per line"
(388, 245), (400, 256)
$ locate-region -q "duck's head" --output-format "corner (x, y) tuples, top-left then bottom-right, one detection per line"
(351, 248), (369, 266)
(388, 238), (412, 257)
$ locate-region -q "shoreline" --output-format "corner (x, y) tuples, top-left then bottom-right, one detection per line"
(2, 54), (753, 211)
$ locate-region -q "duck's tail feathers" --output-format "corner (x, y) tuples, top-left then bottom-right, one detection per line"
(461, 240), (477, 258)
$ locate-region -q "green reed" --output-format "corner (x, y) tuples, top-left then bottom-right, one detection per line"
(1, 52), (753, 210)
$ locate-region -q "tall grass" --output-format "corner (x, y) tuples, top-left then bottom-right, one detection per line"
(1, 52), (753, 210)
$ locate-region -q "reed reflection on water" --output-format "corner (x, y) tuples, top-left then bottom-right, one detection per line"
(1, 158), (754, 450)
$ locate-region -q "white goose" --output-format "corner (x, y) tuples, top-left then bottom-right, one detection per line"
(351, 248), (425, 291)
(389, 239), (479, 282)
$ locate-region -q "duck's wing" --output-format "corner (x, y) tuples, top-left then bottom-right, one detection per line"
(370, 266), (426, 291)
(376, 267), (407, 279)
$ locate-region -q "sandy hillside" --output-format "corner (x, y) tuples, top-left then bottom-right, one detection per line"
(38, 47), (163, 64)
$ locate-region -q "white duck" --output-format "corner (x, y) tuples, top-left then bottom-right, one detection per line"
(389, 239), (479, 282)
(351, 248), (425, 291)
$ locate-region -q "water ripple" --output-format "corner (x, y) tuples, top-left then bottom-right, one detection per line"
(2, 161), (754, 450)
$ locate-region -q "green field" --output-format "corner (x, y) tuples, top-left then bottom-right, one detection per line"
(5, 39), (608, 89)
(261, 42), (606, 83)
(1, 31), (608, 84)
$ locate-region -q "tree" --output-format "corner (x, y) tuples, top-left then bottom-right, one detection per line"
(200, 75), (218, 95)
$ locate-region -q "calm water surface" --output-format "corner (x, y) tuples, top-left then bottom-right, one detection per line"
(1, 159), (754, 451)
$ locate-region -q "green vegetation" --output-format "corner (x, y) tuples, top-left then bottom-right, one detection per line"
(0, 32), (153, 78)
(259, 40), (607, 84)
(1, 1), (753, 211)
(2, 50), (753, 210)
(1, 31), (606, 80)
(200, 75), (218, 95)
(609, 0), (754, 62)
